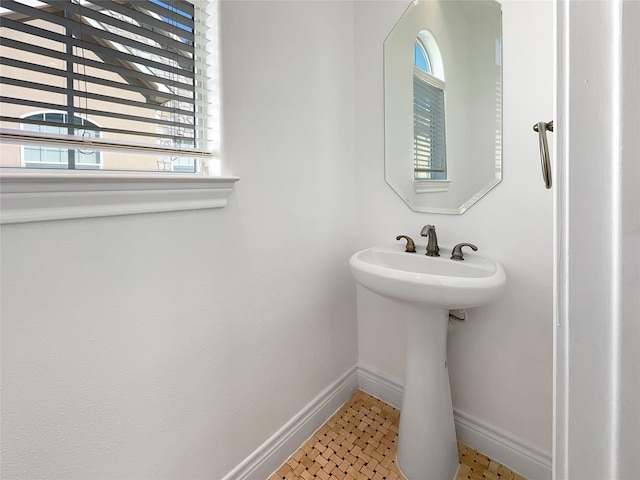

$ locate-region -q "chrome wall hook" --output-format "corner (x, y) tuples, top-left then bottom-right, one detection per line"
(533, 120), (554, 189)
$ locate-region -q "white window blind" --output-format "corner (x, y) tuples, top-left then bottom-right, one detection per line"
(0, 0), (216, 173)
(413, 67), (446, 180)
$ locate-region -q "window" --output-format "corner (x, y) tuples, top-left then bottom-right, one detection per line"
(156, 138), (196, 172)
(414, 41), (431, 73)
(0, 0), (218, 174)
(413, 32), (446, 182)
(22, 113), (101, 169)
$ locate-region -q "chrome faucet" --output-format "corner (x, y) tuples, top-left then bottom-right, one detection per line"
(420, 225), (440, 257)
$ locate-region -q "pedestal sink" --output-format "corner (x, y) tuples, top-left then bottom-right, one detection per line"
(350, 243), (506, 480)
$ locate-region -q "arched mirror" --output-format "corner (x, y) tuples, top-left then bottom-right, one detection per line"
(385, 0), (502, 214)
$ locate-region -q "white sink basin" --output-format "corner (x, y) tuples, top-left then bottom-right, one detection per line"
(350, 243), (505, 309)
(350, 243), (506, 480)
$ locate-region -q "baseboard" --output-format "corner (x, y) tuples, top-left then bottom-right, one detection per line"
(356, 364), (552, 480)
(454, 408), (552, 480)
(355, 363), (404, 409)
(222, 364), (551, 480)
(221, 366), (358, 480)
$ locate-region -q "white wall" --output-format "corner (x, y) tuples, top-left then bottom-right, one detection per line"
(354, 0), (554, 459)
(0, 2), (357, 479)
(1, 1), (562, 478)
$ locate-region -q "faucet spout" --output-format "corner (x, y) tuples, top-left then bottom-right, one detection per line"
(420, 225), (440, 257)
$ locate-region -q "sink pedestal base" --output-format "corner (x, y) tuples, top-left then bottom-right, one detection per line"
(396, 304), (459, 480)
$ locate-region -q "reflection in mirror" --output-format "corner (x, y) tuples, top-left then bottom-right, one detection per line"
(384, 0), (502, 214)
(413, 31), (447, 184)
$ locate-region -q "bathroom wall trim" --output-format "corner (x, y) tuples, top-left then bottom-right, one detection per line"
(0, 172), (239, 224)
(221, 366), (359, 480)
(356, 362), (403, 409)
(454, 408), (553, 480)
(356, 364), (552, 480)
(222, 364), (551, 480)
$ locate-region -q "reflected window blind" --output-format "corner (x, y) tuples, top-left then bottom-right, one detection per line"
(0, 0), (213, 170)
(413, 68), (446, 180)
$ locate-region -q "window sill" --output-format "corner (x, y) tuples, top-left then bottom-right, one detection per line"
(0, 171), (239, 224)
(414, 179), (451, 194)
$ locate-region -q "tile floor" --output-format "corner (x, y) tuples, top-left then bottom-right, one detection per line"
(269, 391), (526, 480)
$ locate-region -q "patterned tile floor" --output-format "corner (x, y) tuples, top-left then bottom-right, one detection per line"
(269, 391), (526, 480)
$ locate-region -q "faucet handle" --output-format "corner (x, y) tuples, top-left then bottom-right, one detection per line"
(451, 243), (478, 261)
(396, 235), (416, 253)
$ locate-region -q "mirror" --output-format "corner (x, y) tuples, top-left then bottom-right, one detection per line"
(384, 0), (502, 214)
